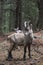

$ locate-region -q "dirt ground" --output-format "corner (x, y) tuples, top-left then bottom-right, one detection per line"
(0, 30), (43, 65)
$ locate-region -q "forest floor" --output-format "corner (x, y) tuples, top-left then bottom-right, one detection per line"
(0, 30), (43, 65)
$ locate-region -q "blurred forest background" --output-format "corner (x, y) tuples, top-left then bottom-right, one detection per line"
(0, 0), (43, 34)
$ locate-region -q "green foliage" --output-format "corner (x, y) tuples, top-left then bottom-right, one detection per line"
(22, 0), (39, 22)
(1, 0), (16, 33)
(1, 10), (10, 33)
(0, 0), (39, 33)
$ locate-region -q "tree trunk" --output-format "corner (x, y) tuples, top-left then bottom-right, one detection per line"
(37, 0), (43, 29)
(19, 0), (22, 30)
(15, 0), (22, 30)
